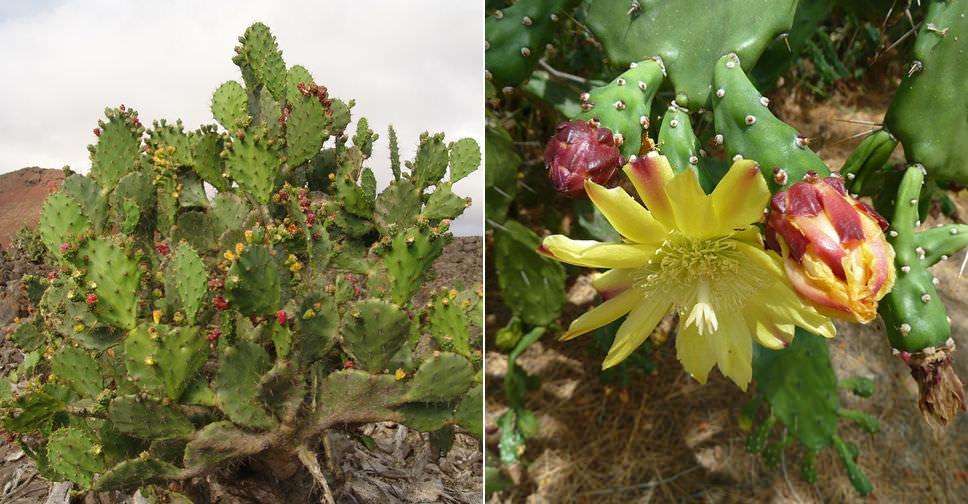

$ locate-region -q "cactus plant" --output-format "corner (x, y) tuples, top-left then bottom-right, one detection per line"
(1, 22), (481, 498)
(486, 0), (968, 498)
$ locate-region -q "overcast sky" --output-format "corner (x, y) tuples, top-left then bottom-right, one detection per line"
(0, 0), (483, 236)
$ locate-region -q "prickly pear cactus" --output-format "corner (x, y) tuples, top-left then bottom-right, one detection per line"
(1, 22), (481, 497)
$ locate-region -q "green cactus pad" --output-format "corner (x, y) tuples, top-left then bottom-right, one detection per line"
(839, 129), (898, 197)
(209, 192), (250, 236)
(292, 293), (338, 363)
(353, 117), (377, 159)
(398, 403), (454, 432)
(575, 58), (665, 158)
(421, 181), (469, 220)
(484, 0), (580, 90)
(378, 221), (450, 305)
(712, 53), (829, 191)
(191, 125), (229, 192)
(285, 64), (313, 103)
(832, 435), (873, 496)
(252, 87), (284, 137)
(585, 0), (797, 108)
(374, 179), (422, 236)
(46, 427), (106, 488)
(61, 174), (108, 233)
(448, 137), (481, 183)
(20, 274), (47, 307)
(223, 126), (282, 205)
(454, 384), (483, 438)
(285, 84), (329, 167)
(410, 132), (450, 192)
(484, 123), (521, 226)
(495, 220), (566, 327)
(147, 119), (194, 168)
(214, 340), (277, 429)
(50, 346), (102, 399)
(224, 244), (282, 316)
(256, 359), (305, 422)
(108, 396), (195, 440)
(75, 237), (140, 330)
(753, 329), (839, 450)
(124, 323), (208, 401)
(93, 457), (183, 491)
(407, 352), (475, 403)
(9, 321), (45, 353)
(171, 211), (217, 254)
(2, 391), (66, 435)
(234, 22), (287, 100)
(388, 125), (402, 181)
(212, 80), (249, 131)
(110, 170), (155, 233)
(658, 106), (727, 193)
(310, 370), (408, 429)
(165, 243), (207, 324)
(89, 106), (143, 191)
(425, 289), (472, 357)
(340, 299), (411, 373)
(39, 191), (91, 259)
(881, 166), (951, 352)
(884, 0), (968, 185)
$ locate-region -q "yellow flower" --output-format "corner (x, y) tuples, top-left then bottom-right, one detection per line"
(538, 153), (835, 390)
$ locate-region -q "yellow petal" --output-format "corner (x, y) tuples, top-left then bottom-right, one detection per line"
(664, 168), (718, 238)
(747, 313), (796, 349)
(560, 287), (641, 341)
(675, 322), (717, 384)
(585, 180), (668, 245)
(602, 296), (672, 368)
(624, 153), (676, 228)
(711, 159), (770, 230)
(540, 235), (656, 269)
(733, 240), (785, 277)
(756, 280), (837, 339)
(715, 315), (753, 390)
(591, 269), (637, 297)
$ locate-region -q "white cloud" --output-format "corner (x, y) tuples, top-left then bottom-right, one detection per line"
(0, 0), (483, 236)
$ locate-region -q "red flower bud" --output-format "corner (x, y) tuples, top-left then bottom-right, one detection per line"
(343, 361), (354, 369)
(207, 328), (221, 341)
(276, 310), (287, 325)
(156, 242), (170, 255)
(86, 293), (98, 305)
(544, 120), (624, 199)
(766, 175), (895, 323)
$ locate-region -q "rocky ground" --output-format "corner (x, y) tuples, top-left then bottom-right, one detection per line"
(0, 176), (484, 504)
(0, 168), (64, 251)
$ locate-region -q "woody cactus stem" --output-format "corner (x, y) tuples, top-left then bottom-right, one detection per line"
(881, 165), (968, 425)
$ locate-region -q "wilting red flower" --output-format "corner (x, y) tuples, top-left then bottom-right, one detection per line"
(544, 120), (624, 198)
(765, 174), (895, 323)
